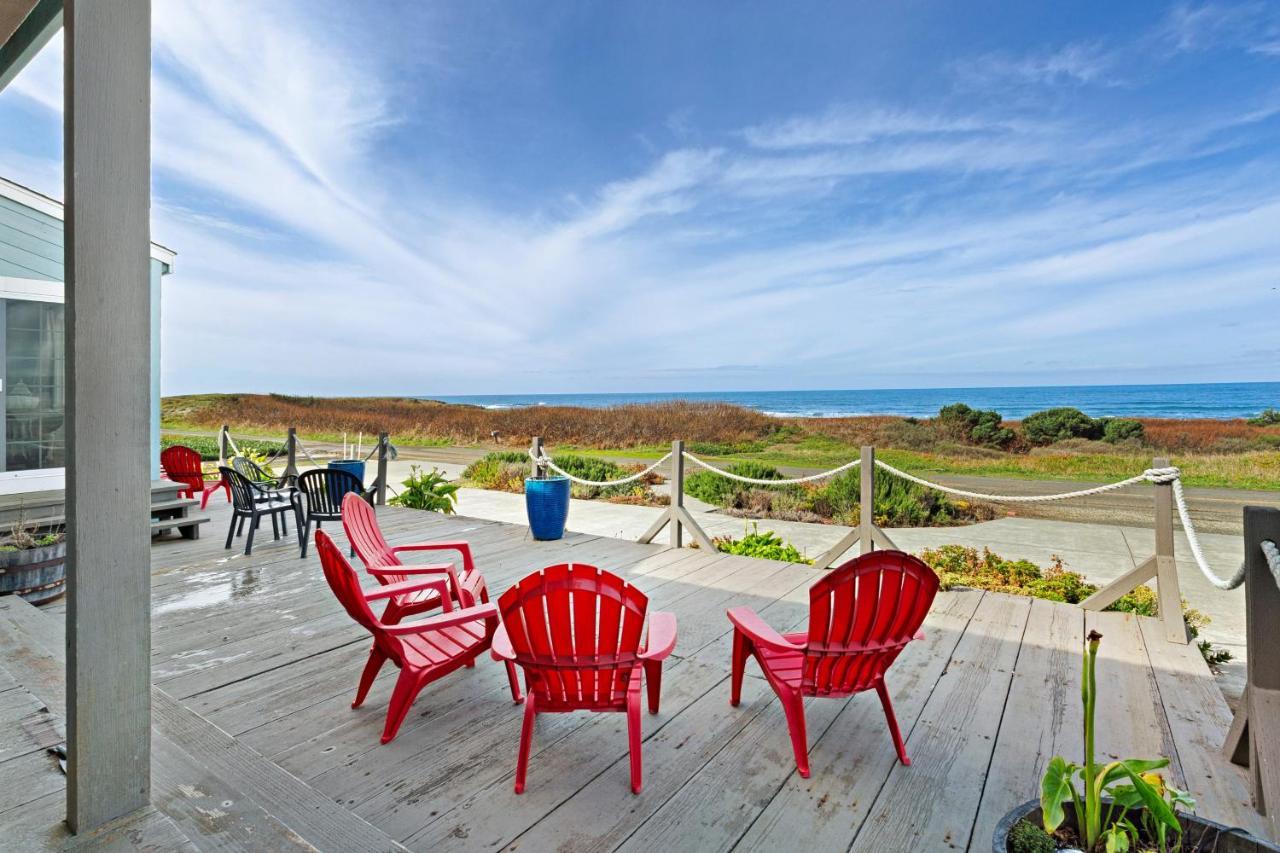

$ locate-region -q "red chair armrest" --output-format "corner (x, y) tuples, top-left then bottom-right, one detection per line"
(640, 611), (677, 661)
(726, 606), (803, 653)
(366, 562), (455, 577)
(490, 624), (516, 662)
(364, 577), (452, 612)
(913, 629), (926, 642)
(391, 540), (474, 573)
(383, 602), (498, 636)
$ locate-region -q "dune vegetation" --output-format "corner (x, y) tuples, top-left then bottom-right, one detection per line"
(162, 393), (1280, 491)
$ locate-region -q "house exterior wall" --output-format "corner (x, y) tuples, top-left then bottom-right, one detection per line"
(0, 181), (171, 488)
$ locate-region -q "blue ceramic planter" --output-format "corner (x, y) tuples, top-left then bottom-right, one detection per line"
(525, 476), (570, 540)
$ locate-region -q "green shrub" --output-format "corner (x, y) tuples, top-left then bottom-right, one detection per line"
(462, 452), (531, 491)
(547, 454), (641, 499)
(919, 545), (1231, 667)
(713, 524), (812, 564)
(161, 434), (285, 460)
(389, 466), (458, 513)
(1021, 407), (1102, 445)
(937, 403), (1014, 449)
(462, 451), (653, 500)
(684, 461), (787, 506)
(1247, 407), (1280, 426)
(811, 469), (963, 527)
(1100, 417), (1145, 444)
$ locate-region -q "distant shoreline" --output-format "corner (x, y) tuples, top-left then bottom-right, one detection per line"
(426, 381), (1280, 421)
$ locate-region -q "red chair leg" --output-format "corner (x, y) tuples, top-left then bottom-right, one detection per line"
(627, 686), (643, 794)
(353, 645), (386, 709)
(514, 694), (537, 794)
(644, 660), (662, 714)
(875, 679), (910, 765)
(505, 661), (522, 703)
(730, 629), (751, 706)
(779, 689), (811, 778)
(381, 669), (421, 744)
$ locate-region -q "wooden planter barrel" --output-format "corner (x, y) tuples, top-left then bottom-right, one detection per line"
(0, 541), (67, 605)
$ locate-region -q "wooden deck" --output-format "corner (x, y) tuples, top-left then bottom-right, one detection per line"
(0, 502), (1269, 851)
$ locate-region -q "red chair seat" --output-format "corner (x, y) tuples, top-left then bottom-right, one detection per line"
(399, 617), (491, 669)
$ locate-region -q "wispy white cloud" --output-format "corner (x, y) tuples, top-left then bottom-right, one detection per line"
(954, 41), (1119, 88)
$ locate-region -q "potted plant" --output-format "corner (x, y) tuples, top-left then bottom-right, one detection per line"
(525, 461), (570, 541)
(0, 511), (67, 605)
(994, 630), (1278, 852)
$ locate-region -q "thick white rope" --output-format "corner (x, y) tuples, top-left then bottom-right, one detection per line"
(1262, 540), (1280, 590)
(292, 439), (323, 466)
(1169, 478), (1247, 590)
(682, 452), (862, 485)
(873, 459), (1177, 503)
(224, 432), (241, 457)
(530, 450), (672, 487)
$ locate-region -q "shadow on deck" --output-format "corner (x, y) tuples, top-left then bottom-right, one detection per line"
(0, 502), (1268, 851)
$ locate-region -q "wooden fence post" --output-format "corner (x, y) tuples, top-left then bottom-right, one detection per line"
(218, 424), (230, 466)
(531, 436), (544, 480)
(283, 427), (299, 485)
(1224, 506), (1280, 834)
(670, 440), (685, 548)
(812, 445), (897, 569)
(1081, 456), (1187, 643)
(376, 432), (389, 506)
(859, 446), (875, 556)
(637, 440), (715, 551)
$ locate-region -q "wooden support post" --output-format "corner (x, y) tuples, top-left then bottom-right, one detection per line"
(376, 432), (389, 506)
(636, 440), (715, 552)
(64, 0), (153, 832)
(218, 424), (230, 466)
(859, 446), (875, 555)
(1080, 457), (1187, 644)
(531, 436), (544, 480)
(812, 446), (896, 569)
(1152, 456), (1188, 644)
(1224, 506), (1280, 834)
(283, 427), (299, 485)
(670, 440), (685, 548)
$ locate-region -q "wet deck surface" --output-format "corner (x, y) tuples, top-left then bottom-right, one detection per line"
(1, 502), (1268, 851)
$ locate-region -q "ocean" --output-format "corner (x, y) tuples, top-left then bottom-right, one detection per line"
(430, 382), (1280, 420)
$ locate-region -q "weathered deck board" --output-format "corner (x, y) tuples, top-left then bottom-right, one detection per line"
(1, 500), (1266, 852)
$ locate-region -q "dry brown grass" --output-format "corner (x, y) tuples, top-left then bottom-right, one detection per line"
(1137, 417), (1280, 452)
(163, 393), (783, 448)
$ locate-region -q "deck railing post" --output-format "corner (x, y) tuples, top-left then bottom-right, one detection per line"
(531, 436), (545, 480)
(860, 445), (875, 555)
(636, 439), (715, 551)
(1225, 506), (1280, 835)
(283, 427), (299, 485)
(1152, 456), (1188, 644)
(376, 432), (389, 505)
(670, 440), (685, 548)
(218, 424), (230, 466)
(1081, 456), (1187, 643)
(812, 445), (896, 569)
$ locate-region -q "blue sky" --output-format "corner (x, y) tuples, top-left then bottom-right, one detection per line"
(2, 1), (1279, 395)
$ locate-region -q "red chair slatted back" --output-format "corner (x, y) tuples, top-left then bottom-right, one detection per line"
(160, 445), (205, 494)
(802, 551), (939, 697)
(315, 529), (403, 665)
(498, 564), (648, 711)
(341, 492), (403, 578)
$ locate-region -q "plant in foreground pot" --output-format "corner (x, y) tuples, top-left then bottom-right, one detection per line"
(1035, 630), (1192, 852)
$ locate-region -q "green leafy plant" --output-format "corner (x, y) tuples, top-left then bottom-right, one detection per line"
(389, 466), (459, 513)
(1008, 818), (1055, 853)
(1246, 407), (1280, 426)
(1039, 630), (1193, 852)
(1101, 418), (1145, 444)
(713, 524), (812, 564)
(161, 434), (286, 461)
(1022, 407), (1104, 445)
(684, 461), (787, 505)
(938, 403), (1016, 449)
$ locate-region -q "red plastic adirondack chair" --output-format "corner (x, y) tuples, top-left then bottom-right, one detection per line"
(491, 564), (677, 794)
(341, 492), (520, 701)
(727, 550), (938, 777)
(314, 529), (504, 744)
(160, 444), (229, 508)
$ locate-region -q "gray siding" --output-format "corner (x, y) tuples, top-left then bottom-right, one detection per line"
(0, 192), (63, 281)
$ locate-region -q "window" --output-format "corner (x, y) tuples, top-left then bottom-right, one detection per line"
(0, 278), (65, 485)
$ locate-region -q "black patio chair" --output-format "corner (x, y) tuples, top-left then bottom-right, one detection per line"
(220, 466), (303, 556)
(296, 468), (369, 558)
(232, 455), (288, 491)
